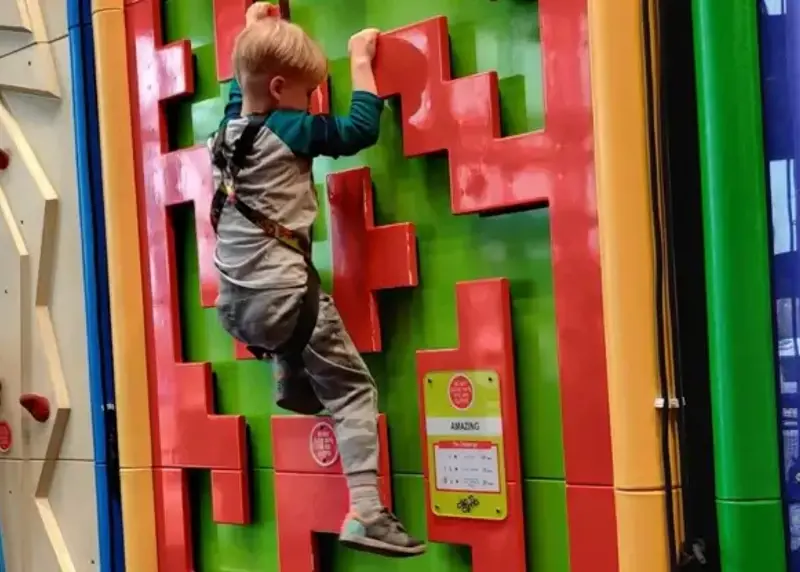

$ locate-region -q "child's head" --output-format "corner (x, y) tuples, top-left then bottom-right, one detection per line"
(233, 17), (327, 113)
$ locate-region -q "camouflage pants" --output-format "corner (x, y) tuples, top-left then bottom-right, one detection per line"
(217, 282), (379, 476)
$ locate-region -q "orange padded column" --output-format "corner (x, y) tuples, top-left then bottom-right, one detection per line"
(92, 2), (158, 570)
(589, 0), (680, 570)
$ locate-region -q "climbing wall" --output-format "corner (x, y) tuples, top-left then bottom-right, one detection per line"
(0, 0), (100, 571)
(121, 0), (631, 570)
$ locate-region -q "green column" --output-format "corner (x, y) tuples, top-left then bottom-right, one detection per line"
(691, 1), (786, 570)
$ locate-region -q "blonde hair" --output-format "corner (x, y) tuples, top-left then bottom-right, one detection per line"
(233, 18), (327, 94)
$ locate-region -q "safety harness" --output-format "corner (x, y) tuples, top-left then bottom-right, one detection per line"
(210, 115), (320, 362)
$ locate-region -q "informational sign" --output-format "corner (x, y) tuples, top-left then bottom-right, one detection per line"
(423, 370), (507, 520)
(309, 421), (339, 467)
(434, 441), (500, 492)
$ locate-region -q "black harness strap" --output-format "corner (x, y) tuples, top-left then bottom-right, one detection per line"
(211, 116), (320, 360)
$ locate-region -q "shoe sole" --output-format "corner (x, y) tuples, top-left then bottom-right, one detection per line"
(340, 536), (426, 558)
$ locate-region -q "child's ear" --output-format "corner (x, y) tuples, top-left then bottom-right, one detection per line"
(269, 76), (285, 101)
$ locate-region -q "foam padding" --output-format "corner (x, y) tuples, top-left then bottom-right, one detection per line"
(615, 489), (684, 572)
(589, 0), (682, 567)
(92, 0), (124, 13)
(92, 5), (158, 571)
(92, 7), (153, 470)
(119, 468), (159, 572)
(589, 0), (677, 492)
(716, 500), (786, 571)
(693, 0), (784, 502)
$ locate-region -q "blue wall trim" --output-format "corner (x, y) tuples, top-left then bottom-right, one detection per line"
(67, 0), (125, 569)
(0, 520), (5, 571)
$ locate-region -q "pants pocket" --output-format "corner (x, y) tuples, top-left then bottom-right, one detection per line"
(217, 287), (305, 350)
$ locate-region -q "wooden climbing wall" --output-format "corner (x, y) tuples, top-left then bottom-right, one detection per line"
(0, 1), (100, 570)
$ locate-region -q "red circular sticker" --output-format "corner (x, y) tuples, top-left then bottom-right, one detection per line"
(0, 421), (12, 453)
(448, 374), (475, 410)
(309, 421), (339, 467)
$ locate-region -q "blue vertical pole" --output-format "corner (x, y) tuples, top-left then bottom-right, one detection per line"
(67, 0), (124, 569)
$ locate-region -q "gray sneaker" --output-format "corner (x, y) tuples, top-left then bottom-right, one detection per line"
(339, 509), (426, 557)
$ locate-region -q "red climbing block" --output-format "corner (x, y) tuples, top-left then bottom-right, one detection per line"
(374, 9), (616, 570)
(213, 0), (287, 81)
(416, 279), (525, 571)
(374, 15), (584, 214)
(234, 339), (255, 360)
(272, 415), (392, 572)
(211, 469), (250, 523)
(566, 484), (619, 572)
(126, 1), (251, 569)
(272, 415), (391, 475)
(162, 147), (219, 308)
(155, 40), (193, 101)
(153, 468), (192, 571)
(165, 363), (249, 521)
(213, 0), (249, 81)
(328, 167), (418, 353)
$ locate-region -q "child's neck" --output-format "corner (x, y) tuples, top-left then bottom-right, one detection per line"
(242, 96), (272, 117)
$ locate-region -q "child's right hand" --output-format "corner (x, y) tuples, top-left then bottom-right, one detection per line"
(245, 2), (280, 25)
(348, 28), (380, 62)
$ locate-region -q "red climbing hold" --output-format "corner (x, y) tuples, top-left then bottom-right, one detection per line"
(19, 393), (50, 422)
(0, 421), (12, 453)
(0, 149), (9, 171)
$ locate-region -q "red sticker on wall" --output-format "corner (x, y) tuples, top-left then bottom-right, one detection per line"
(309, 421), (339, 467)
(448, 374), (475, 410)
(0, 421), (12, 453)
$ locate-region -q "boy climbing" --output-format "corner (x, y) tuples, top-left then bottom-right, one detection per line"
(208, 3), (426, 558)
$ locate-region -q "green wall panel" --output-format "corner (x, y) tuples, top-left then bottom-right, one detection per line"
(522, 480), (570, 572)
(191, 469), (280, 571)
(167, 0), (570, 569)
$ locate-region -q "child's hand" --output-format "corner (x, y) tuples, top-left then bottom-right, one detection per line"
(348, 28), (380, 62)
(246, 2), (280, 25)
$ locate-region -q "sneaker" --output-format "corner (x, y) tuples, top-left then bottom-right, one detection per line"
(339, 509), (426, 557)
